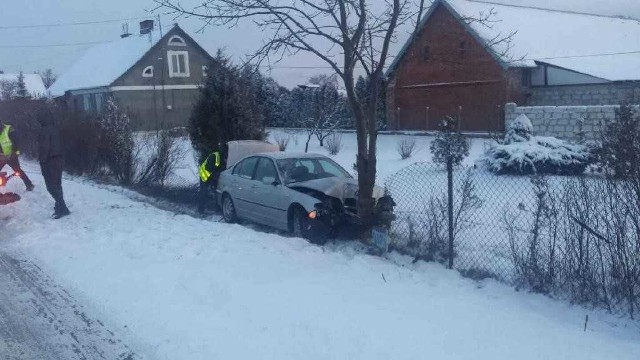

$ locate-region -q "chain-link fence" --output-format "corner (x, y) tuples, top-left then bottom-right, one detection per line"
(385, 163), (640, 318)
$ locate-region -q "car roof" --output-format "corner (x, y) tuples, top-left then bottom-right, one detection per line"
(252, 152), (328, 160)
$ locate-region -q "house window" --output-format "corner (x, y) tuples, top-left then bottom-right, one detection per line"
(202, 65), (208, 77)
(168, 35), (186, 46)
(83, 94), (91, 111)
(142, 66), (154, 78)
(422, 45), (431, 61)
(168, 50), (190, 78)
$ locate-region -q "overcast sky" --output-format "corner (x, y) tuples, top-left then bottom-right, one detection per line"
(1, 0), (639, 88)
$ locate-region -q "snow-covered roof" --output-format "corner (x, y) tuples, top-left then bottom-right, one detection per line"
(0, 73), (46, 98)
(48, 31), (165, 97)
(389, 0), (640, 81)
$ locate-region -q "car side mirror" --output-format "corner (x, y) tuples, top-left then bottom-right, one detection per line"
(262, 176), (279, 186)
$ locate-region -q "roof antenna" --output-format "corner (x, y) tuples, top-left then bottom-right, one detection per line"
(121, 23), (131, 38)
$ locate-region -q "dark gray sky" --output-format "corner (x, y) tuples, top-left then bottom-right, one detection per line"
(1, 0), (639, 88)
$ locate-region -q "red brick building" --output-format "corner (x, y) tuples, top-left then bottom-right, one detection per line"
(386, 0), (640, 132)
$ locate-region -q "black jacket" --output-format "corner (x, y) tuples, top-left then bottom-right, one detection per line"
(38, 123), (63, 162)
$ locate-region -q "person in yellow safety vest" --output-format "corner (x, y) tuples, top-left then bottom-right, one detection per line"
(0, 121), (34, 191)
(198, 143), (225, 215)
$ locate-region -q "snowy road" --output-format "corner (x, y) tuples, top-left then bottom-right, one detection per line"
(2, 161), (640, 359)
(0, 251), (136, 360)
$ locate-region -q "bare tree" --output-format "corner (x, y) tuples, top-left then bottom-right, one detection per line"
(154, 0), (409, 235)
(0, 80), (18, 101)
(39, 68), (57, 89)
(153, 0), (514, 236)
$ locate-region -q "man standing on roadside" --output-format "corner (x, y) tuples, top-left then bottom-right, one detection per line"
(0, 120), (35, 191)
(38, 110), (70, 219)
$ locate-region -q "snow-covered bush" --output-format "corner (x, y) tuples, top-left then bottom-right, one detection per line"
(482, 114), (592, 175)
(325, 132), (342, 155)
(505, 114), (533, 143)
(397, 137), (416, 159)
(430, 117), (469, 167)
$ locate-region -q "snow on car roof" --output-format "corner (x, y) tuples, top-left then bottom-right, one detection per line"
(389, 0), (640, 81)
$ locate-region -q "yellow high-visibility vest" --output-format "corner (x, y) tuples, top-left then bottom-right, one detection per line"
(0, 124), (12, 156)
(199, 151), (221, 182)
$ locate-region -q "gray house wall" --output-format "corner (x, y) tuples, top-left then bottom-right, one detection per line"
(112, 88), (201, 130)
(65, 26), (211, 131)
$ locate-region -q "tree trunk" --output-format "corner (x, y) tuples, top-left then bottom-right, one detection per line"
(304, 134), (312, 153)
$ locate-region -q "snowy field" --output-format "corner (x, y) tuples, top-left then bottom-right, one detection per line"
(168, 129), (490, 187)
(1, 161), (640, 359)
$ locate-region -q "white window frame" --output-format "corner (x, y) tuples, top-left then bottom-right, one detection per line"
(142, 65), (154, 78)
(202, 65), (208, 77)
(168, 35), (186, 46)
(168, 50), (190, 78)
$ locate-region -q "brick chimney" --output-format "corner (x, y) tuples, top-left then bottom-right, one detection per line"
(139, 20), (154, 35)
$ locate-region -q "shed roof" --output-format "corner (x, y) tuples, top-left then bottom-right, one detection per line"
(388, 0), (640, 81)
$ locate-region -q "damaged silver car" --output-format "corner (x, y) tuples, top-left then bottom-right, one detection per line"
(216, 152), (394, 242)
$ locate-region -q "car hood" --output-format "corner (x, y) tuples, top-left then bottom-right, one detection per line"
(288, 177), (384, 200)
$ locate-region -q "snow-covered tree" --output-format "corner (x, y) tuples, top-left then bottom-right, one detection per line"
(505, 114), (533, 144)
(15, 72), (30, 99)
(430, 117), (469, 167)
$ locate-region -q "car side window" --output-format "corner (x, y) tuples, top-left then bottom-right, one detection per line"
(254, 158), (278, 182)
(234, 157), (259, 179)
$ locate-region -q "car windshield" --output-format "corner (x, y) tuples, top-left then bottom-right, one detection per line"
(276, 157), (352, 184)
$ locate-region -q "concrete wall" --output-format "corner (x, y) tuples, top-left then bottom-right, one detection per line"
(504, 102), (640, 141)
(527, 82), (640, 106)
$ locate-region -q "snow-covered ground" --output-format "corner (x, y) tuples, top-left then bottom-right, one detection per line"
(170, 129), (490, 187)
(1, 161), (639, 360)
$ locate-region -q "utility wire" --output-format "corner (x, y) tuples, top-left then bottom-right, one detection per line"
(0, 16), (149, 30)
(0, 41), (112, 49)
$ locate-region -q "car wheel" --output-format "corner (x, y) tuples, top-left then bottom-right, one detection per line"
(222, 194), (237, 223)
(291, 206), (311, 239)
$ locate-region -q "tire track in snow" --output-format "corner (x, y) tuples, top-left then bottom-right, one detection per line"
(0, 252), (138, 360)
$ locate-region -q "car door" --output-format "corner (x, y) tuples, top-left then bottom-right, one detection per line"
(230, 156), (259, 220)
(251, 157), (290, 230)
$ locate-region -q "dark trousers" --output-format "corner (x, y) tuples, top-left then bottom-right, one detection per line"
(40, 156), (68, 213)
(0, 153), (33, 189)
(198, 172), (219, 214)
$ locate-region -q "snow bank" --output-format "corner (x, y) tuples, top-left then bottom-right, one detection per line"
(1, 161), (639, 360)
